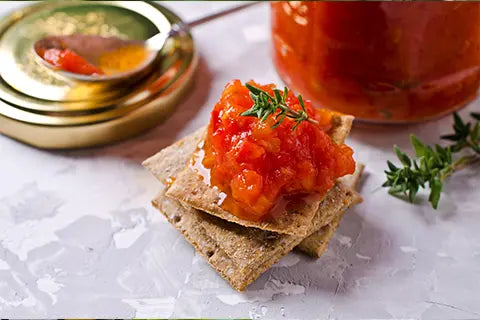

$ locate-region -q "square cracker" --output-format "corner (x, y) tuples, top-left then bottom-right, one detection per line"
(142, 125), (361, 256)
(297, 163), (364, 257)
(153, 180), (355, 291)
(164, 115), (354, 236)
(143, 128), (361, 291)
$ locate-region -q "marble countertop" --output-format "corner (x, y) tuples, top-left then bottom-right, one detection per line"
(1, 1), (480, 319)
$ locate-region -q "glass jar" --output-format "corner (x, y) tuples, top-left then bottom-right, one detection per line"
(271, 2), (480, 123)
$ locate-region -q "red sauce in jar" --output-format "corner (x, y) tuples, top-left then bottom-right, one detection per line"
(271, 2), (480, 122)
(199, 80), (355, 221)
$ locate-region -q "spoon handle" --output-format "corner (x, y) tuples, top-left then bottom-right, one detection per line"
(146, 2), (261, 51)
(184, 1), (261, 29)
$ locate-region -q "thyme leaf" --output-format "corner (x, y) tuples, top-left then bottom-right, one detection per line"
(241, 83), (318, 130)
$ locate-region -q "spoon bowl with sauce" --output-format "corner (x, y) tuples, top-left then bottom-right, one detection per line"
(33, 34), (158, 82)
(33, 2), (259, 83)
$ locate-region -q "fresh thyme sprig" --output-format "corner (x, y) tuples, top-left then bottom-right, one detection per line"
(383, 112), (480, 209)
(441, 112), (480, 153)
(241, 83), (318, 130)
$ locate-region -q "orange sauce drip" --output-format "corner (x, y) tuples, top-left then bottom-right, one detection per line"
(38, 48), (103, 76)
(166, 176), (176, 188)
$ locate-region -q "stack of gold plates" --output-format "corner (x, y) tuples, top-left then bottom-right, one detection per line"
(0, 1), (197, 149)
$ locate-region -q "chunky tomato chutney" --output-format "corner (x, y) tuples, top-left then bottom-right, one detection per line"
(36, 44), (148, 77)
(37, 48), (104, 76)
(200, 80), (355, 221)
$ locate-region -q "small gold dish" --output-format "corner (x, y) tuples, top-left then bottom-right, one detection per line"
(0, 1), (197, 149)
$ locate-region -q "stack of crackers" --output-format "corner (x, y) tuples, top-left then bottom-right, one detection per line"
(143, 114), (363, 291)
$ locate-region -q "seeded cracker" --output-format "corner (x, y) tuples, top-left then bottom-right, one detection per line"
(143, 118), (362, 290)
(165, 115), (354, 236)
(152, 184), (355, 291)
(297, 163), (364, 257)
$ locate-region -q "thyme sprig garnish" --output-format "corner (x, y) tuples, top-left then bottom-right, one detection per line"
(241, 83), (318, 130)
(383, 112), (480, 209)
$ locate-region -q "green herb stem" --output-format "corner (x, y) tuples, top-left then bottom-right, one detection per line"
(441, 154), (477, 180)
(274, 100), (319, 127)
(383, 112), (480, 209)
(241, 83), (318, 130)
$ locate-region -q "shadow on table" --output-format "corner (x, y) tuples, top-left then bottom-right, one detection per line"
(240, 169), (392, 297)
(348, 106), (476, 152)
(55, 55), (212, 163)
(349, 123), (415, 151)
(305, 206), (392, 295)
(248, 203), (392, 297)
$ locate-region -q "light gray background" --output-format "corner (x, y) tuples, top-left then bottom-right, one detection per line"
(1, 2), (479, 319)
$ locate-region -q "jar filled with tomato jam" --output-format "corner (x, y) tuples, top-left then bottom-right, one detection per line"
(271, 2), (480, 122)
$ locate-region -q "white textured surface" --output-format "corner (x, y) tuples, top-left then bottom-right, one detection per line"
(1, 1), (480, 318)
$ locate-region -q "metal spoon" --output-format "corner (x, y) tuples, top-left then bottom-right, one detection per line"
(33, 2), (260, 82)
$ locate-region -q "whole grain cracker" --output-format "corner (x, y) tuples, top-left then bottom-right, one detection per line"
(153, 181), (355, 291)
(297, 163), (365, 257)
(143, 128), (362, 290)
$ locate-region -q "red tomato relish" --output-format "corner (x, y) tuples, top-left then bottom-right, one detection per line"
(201, 80), (355, 221)
(37, 48), (103, 76)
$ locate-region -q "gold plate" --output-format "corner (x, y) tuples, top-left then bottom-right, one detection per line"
(0, 1), (198, 149)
